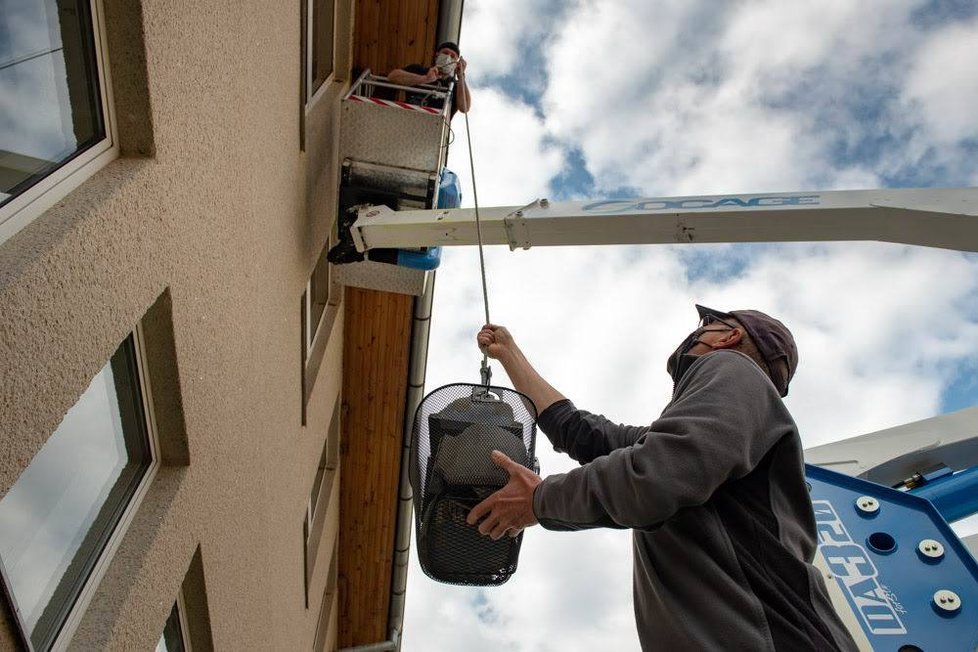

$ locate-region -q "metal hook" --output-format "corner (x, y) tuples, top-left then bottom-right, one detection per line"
(480, 357), (492, 388)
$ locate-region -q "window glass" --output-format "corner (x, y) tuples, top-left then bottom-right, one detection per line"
(305, 236), (339, 359)
(309, 245), (330, 338)
(0, 336), (151, 650)
(310, 0), (334, 94)
(0, 0), (105, 209)
(155, 602), (186, 652)
(308, 402), (339, 523)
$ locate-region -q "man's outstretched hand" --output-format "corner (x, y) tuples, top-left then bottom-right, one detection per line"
(466, 450), (542, 540)
(477, 324), (517, 361)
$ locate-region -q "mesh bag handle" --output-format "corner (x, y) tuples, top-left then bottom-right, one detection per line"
(410, 383), (538, 585)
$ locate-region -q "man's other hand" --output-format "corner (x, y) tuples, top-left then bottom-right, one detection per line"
(466, 450), (541, 540)
(456, 57), (467, 78)
(424, 67), (440, 83)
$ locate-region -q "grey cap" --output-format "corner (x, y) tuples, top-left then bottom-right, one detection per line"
(696, 304), (799, 397)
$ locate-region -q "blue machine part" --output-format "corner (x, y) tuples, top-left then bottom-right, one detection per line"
(437, 168), (462, 209)
(806, 464), (978, 650)
(394, 247), (442, 270)
(391, 168), (459, 270)
(909, 466), (978, 523)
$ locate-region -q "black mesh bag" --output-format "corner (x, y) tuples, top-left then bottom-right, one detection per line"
(410, 383), (538, 586)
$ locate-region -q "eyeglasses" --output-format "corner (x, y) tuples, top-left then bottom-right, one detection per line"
(698, 313), (738, 331)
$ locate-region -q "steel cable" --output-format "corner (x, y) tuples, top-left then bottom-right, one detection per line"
(462, 110), (493, 387)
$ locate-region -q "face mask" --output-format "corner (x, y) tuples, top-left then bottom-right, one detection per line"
(435, 53), (457, 77)
(666, 328), (716, 386)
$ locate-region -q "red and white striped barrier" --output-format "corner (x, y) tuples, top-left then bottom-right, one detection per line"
(347, 95), (442, 115)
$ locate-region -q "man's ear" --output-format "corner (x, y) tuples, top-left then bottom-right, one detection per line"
(713, 327), (744, 350)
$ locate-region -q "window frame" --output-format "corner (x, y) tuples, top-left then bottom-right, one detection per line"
(0, 0), (120, 246)
(0, 324), (161, 650)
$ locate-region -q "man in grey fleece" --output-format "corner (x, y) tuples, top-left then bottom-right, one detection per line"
(467, 304), (858, 651)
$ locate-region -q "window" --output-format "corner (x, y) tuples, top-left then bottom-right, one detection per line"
(155, 600), (188, 652)
(307, 241), (340, 351)
(304, 0), (335, 102)
(301, 235), (342, 420)
(0, 0), (117, 244)
(310, 0), (335, 94)
(156, 547), (213, 652)
(303, 399), (340, 601)
(311, 537), (339, 652)
(308, 400), (340, 525)
(0, 332), (156, 650)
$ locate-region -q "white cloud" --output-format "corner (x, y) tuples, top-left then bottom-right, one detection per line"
(461, 0), (556, 78)
(448, 88), (564, 207)
(541, 1), (978, 195)
(903, 18), (978, 144)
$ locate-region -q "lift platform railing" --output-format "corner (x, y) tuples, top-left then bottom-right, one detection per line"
(345, 69), (455, 120)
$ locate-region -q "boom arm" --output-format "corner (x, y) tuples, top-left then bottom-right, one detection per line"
(351, 187), (978, 253)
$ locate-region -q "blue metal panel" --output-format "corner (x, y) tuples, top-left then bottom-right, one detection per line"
(806, 464), (978, 649)
(910, 466), (978, 523)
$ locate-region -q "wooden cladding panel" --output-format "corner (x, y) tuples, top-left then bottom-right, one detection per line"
(338, 287), (414, 647)
(340, 0), (441, 645)
(353, 0), (440, 76)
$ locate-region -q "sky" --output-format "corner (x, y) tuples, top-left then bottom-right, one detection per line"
(403, 2), (978, 650)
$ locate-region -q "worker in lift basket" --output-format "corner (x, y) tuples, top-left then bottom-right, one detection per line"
(387, 41), (471, 116)
(468, 305), (859, 651)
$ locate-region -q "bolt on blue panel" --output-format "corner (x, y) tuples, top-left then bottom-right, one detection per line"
(806, 464), (978, 650)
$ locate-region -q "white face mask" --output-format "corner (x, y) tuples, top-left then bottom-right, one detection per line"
(435, 52), (457, 77)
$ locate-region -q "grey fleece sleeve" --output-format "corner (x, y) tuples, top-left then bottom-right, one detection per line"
(538, 400), (650, 464)
(532, 351), (793, 531)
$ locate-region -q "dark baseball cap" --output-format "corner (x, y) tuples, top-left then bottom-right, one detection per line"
(696, 304), (799, 397)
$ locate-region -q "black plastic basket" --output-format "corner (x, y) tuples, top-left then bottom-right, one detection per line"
(410, 383), (538, 585)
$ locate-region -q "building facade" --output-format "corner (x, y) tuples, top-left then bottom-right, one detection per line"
(0, 0), (454, 649)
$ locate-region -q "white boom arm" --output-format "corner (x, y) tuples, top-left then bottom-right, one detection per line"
(351, 187), (978, 252)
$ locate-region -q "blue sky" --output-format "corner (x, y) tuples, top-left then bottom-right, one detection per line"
(404, 2), (978, 650)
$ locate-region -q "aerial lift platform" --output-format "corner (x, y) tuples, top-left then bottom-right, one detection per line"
(330, 69), (457, 296)
(333, 62), (978, 651)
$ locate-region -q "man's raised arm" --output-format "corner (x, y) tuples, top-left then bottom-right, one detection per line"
(477, 324), (565, 413)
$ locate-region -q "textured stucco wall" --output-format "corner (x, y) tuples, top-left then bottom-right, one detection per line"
(0, 0), (353, 648)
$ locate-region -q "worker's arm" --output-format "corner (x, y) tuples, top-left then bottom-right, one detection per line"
(537, 400), (651, 463)
(477, 324), (566, 413)
(533, 351), (794, 531)
(453, 58), (471, 113)
(387, 66), (438, 87)
(478, 325), (647, 457)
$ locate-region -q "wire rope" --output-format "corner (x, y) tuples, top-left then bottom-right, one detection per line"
(462, 109), (493, 387)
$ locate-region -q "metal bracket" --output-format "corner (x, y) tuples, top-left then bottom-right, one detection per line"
(503, 198), (549, 251)
(350, 221), (368, 253)
(351, 204), (390, 252)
